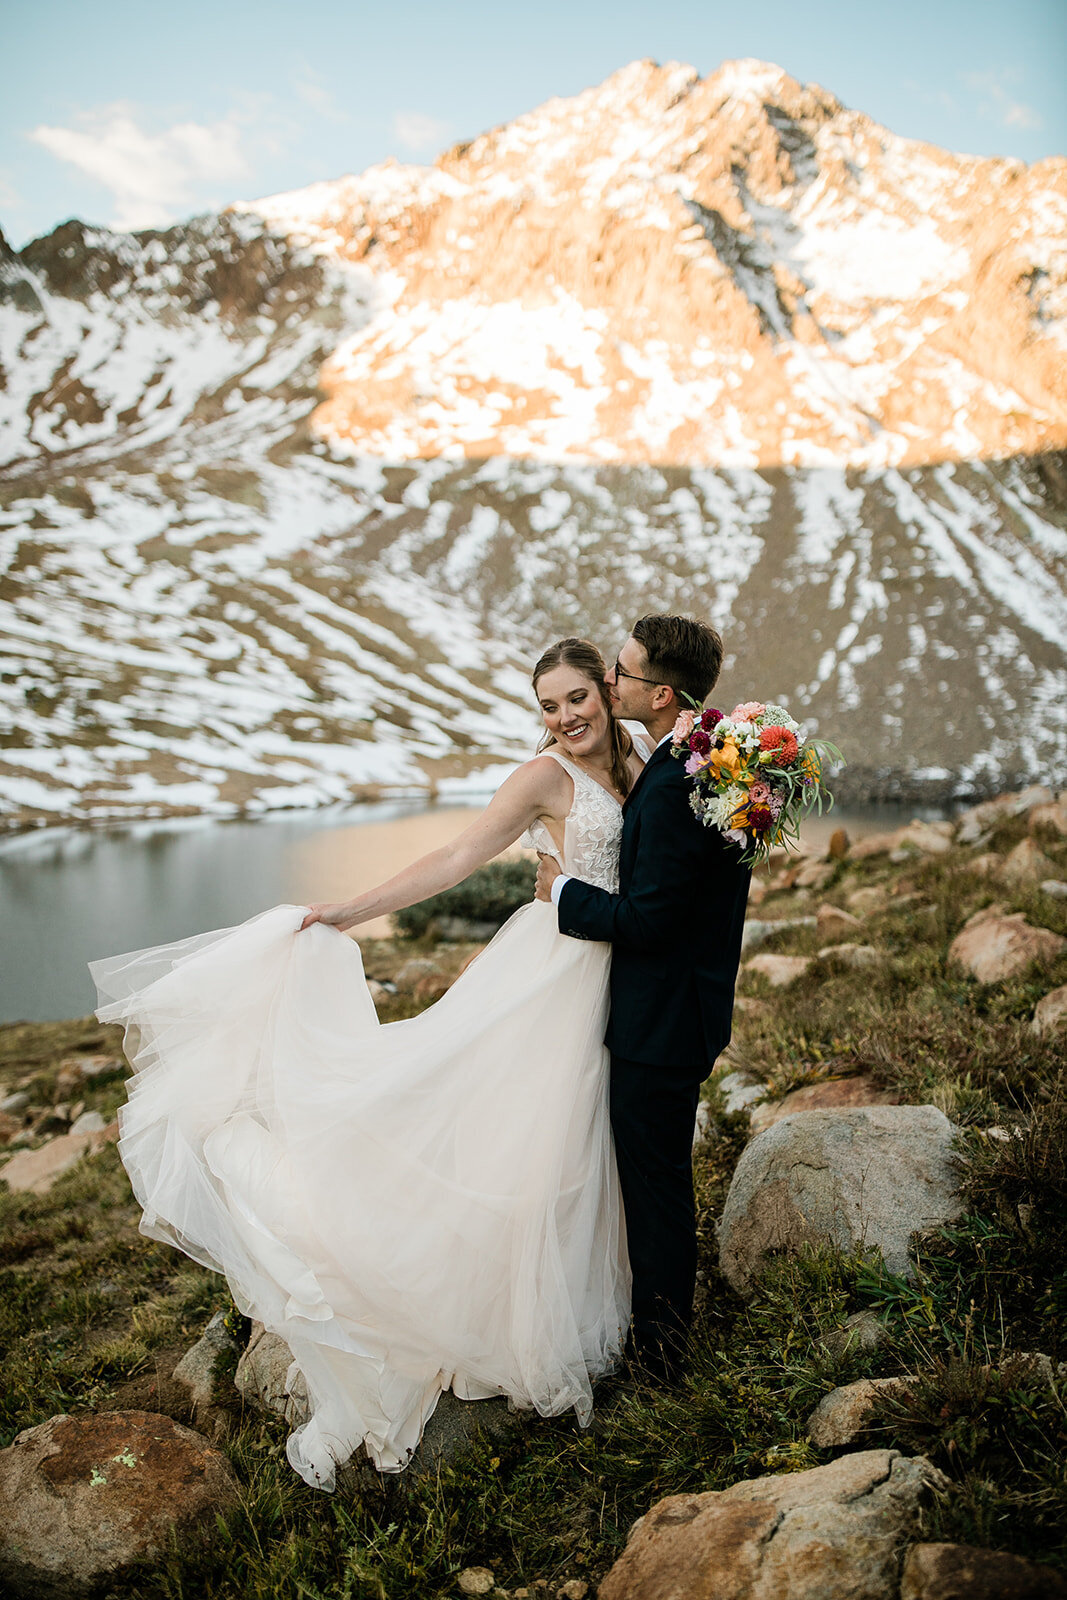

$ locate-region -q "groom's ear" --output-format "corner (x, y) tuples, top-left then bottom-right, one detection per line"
(650, 684), (676, 712)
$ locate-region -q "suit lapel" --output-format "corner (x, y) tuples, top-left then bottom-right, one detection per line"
(623, 738), (672, 811)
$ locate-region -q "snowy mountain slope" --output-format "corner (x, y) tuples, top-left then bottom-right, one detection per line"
(239, 58), (1067, 469)
(2, 444), (1064, 824)
(0, 59), (1065, 824)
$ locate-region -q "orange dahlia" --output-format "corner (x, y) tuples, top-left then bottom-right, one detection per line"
(759, 725), (799, 766)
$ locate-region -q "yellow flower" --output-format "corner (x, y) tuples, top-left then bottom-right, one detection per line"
(709, 740), (742, 780)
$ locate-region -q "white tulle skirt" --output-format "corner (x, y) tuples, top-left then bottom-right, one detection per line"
(90, 902), (629, 1486)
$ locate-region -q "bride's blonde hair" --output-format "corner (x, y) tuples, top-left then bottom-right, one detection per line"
(532, 638), (635, 798)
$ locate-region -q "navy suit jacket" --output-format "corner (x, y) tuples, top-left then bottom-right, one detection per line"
(557, 739), (751, 1070)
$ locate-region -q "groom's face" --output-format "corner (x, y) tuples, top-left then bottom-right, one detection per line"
(605, 636), (658, 722)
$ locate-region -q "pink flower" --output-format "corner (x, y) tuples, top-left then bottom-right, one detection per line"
(685, 751), (711, 776)
(748, 780), (772, 805)
(730, 701), (766, 722)
(671, 710), (697, 745)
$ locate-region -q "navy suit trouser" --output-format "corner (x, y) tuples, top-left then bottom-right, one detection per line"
(609, 1052), (702, 1379)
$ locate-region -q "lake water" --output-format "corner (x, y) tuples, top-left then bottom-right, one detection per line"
(0, 798), (938, 1024)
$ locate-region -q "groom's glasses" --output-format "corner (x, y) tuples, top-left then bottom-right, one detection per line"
(610, 658), (661, 687)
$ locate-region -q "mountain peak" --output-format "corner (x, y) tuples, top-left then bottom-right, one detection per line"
(229, 56), (1066, 470)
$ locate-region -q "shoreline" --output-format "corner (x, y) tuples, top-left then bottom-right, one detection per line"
(0, 765), (1026, 842)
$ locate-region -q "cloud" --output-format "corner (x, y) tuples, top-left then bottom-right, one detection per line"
(0, 169), (22, 210)
(392, 111), (451, 154)
(295, 70), (351, 126)
(28, 104), (254, 231)
(963, 70), (1042, 133)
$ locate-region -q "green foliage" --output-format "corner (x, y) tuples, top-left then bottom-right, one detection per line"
(2, 822), (1067, 1591)
(393, 859), (535, 939)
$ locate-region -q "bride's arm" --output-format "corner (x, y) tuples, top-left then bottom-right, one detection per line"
(299, 756), (569, 933)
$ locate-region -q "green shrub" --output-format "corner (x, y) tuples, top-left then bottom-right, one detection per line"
(394, 859), (536, 939)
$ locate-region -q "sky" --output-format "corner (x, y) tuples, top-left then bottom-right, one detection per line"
(2, 0), (1065, 248)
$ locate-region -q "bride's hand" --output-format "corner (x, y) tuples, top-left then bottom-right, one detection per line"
(299, 902), (359, 933)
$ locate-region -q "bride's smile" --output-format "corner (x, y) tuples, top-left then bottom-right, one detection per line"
(536, 666), (611, 760)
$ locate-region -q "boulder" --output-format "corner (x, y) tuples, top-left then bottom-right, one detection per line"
(1041, 878), (1067, 900)
(746, 877), (769, 907)
(827, 828), (850, 860)
(900, 1541), (1067, 1599)
(54, 1054), (125, 1097)
(0, 1410), (238, 1598)
(847, 887), (888, 916)
(794, 860), (835, 890)
(956, 787), (1054, 845)
(1000, 838), (1059, 886)
(750, 1076), (899, 1134)
(817, 1309), (889, 1361)
(817, 943), (881, 969)
(599, 1449), (944, 1600)
(234, 1323), (309, 1426)
(966, 852), (1001, 878)
(69, 1110), (107, 1136)
(234, 1326), (524, 1478)
(890, 821), (953, 860)
(413, 973), (452, 1005)
(1029, 800), (1067, 837)
(458, 1569), (496, 1596)
(816, 903), (864, 939)
(807, 1377), (912, 1447)
(0, 1120), (119, 1195)
(1033, 983), (1067, 1036)
(171, 1311), (241, 1412)
(718, 1106), (962, 1296)
(852, 828), (908, 860)
(743, 954), (811, 989)
(407, 1390), (526, 1479)
(716, 1070), (770, 1117)
(742, 916), (815, 953)
(948, 911), (1066, 984)
(393, 957), (441, 992)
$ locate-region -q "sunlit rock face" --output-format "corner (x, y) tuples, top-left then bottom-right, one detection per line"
(240, 58), (1067, 469)
(0, 60), (1065, 824)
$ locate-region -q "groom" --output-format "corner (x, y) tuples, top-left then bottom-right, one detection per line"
(535, 613), (751, 1381)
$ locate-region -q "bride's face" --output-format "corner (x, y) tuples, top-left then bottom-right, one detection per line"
(535, 665), (611, 758)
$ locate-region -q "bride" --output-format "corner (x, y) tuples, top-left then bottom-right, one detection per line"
(91, 638), (649, 1488)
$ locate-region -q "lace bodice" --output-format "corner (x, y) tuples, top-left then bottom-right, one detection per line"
(521, 750), (624, 893)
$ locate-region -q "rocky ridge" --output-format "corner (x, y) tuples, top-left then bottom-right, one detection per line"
(242, 58), (1067, 470)
(0, 59), (1065, 823)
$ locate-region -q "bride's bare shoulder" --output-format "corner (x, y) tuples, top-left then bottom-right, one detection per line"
(500, 751), (571, 796)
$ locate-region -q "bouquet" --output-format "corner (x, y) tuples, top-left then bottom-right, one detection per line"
(670, 699), (843, 865)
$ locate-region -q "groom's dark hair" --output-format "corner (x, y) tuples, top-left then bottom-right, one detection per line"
(632, 614), (724, 706)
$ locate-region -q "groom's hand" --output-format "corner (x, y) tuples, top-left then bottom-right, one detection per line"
(535, 852), (561, 902)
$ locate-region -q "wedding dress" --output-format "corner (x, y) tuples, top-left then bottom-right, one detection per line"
(90, 750), (630, 1487)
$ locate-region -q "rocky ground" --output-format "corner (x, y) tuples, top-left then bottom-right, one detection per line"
(1, 786), (1066, 1597)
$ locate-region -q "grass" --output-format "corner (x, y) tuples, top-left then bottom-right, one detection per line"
(1, 819), (1066, 1595)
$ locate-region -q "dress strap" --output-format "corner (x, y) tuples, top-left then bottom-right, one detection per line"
(540, 749), (603, 794)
